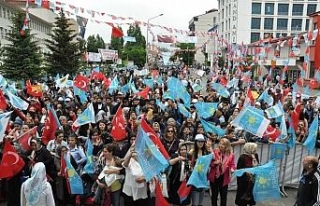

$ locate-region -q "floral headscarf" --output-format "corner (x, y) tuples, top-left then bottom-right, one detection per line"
(24, 162), (47, 205)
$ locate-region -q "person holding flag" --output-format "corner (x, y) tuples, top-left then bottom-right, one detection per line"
(168, 142), (192, 206)
(235, 143), (259, 206)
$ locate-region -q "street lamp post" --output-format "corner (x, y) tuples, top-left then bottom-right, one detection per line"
(146, 13), (163, 67)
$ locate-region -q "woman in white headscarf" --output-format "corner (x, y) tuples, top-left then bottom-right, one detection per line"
(21, 162), (55, 206)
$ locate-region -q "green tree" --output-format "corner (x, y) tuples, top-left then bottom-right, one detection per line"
(45, 10), (84, 76)
(174, 43), (195, 66)
(122, 24), (146, 66)
(0, 12), (42, 80)
(86, 34), (105, 52)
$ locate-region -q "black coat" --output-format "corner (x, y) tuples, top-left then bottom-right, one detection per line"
(296, 169), (320, 206)
(34, 146), (56, 179)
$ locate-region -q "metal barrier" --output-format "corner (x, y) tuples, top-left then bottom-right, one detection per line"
(228, 143), (320, 196)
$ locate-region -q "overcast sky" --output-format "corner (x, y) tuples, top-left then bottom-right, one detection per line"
(60, 0), (218, 42)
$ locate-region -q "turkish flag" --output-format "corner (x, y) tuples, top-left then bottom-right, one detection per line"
(42, 110), (59, 145)
(60, 155), (71, 194)
(309, 79), (319, 89)
(26, 80), (43, 97)
(110, 106), (127, 141)
(17, 126), (38, 151)
(177, 179), (192, 203)
(155, 180), (169, 206)
(0, 89), (7, 110)
(74, 75), (89, 91)
(0, 140), (25, 179)
(103, 76), (111, 88)
(263, 125), (281, 142)
(314, 16), (320, 70)
(91, 71), (105, 80)
(247, 89), (255, 106)
(107, 23), (123, 38)
(135, 87), (150, 99)
(141, 119), (169, 159)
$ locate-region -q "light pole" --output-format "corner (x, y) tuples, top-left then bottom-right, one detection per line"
(146, 13), (163, 67)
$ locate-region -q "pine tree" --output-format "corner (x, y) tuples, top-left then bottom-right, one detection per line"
(0, 12), (42, 81)
(45, 10), (84, 76)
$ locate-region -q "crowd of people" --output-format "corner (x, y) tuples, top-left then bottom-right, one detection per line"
(0, 65), (320, 206)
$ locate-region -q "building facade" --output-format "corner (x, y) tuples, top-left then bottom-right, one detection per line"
(0, 0), (53, 54)
(218, 0), (320, 44)
(189, 9), (218, 64)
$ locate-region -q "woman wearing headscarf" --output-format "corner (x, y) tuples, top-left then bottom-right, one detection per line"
(21, 162), (55, 206)
(208, 138), (236, 206)
(235, 142), (259, 206)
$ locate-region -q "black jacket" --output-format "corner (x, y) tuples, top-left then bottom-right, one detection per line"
(296, 168), (320, 206)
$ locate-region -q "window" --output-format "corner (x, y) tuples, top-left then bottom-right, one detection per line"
(251, 32), (260, 43)
(264, 18), (274, 30)
(251, 18), (261, 29)
(278, 4), (289, 15)
(3, 8), (6, 19)
(292, 4), (303, 16)
(307, 4), (317, 15)
(0, 6), (2, 18)
(277, 18), (288, 30)
(291, 19), (302, 31)
(306, 19), (310, 31)
(252, 3), (261, 14)
(265, 3), (274, 15)
(276, 33), (287, 38)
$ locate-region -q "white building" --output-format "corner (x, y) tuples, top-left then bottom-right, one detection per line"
(0, 0), (53, 54)
(189, 9), (219, 65)
(218, 0), (320, 44)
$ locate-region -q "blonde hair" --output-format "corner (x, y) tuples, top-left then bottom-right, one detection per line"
(242, 142), (258, 155)
(219, 138), (232, 155)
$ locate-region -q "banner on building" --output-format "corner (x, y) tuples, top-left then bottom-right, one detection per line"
(87, 52), (101, 62)
(98, 49), (118, 61)
(176, 36), (198, 44)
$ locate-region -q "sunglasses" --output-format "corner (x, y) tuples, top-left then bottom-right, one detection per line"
(167, 130), (174, 133)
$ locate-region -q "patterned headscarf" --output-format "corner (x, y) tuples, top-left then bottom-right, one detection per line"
(24, 162), (47, 205)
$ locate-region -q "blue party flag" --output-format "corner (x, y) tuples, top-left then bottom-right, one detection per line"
(187, 153), (213, 188)
(303, 85), (311, 96)
(0, 74), (8, 89)
(257, 90), (273, 106)
(194, 102), (218, 119)
(287, 124), (296, 149)
(303, 116), (318, 153)
(83, 139), (95, 175)
(0, 111), (13, 142)
(178, 103), (191, 118)
(315, 70), (320, 82)
(265, 101), (284, 119)
(280, 115), (287, 139)
(135, 126), (169, 181)
(270, 143), (287, 160)
(5, 90), (29, 110)
(108, 76), (119, 94)
(64, 154), (83, 194)
(73, 103), (96, 127)
(211, 82), (230, 98)
(123, 36), (136, 42)
(144, 78), (154, 89)
(232, 107), (270, 137)
(200, 118), (226, 137)
(167, 77), (191, 108)
(192, 83), (202, 92)
(73, 85), (87, 104)
(234, 161), (280, 202)
(156, 99), (167, 112)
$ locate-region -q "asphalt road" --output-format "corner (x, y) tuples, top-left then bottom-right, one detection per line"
(1, 188), (297, 206)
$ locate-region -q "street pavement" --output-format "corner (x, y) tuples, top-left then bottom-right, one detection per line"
(1, 188), (297, 206)
(204, 188), (297, 206)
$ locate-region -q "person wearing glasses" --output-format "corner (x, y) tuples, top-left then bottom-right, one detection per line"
(161, 125), (180, 156)
(295, 156), (320, 206)
(47, 130), (68, 158)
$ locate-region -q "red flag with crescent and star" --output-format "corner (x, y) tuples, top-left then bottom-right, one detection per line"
(0, 140), (25, 179)
(17, 126), (38, 151)
(42, 110), (59, 145)
(135, 87), (150, 99)
(0, 89), (7, 110)
(110, 106), (126, 141)
(74, 75), (89, 91)
(141, 119), (169, 159)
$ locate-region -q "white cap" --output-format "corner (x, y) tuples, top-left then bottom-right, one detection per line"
(194, 134), (205, 141)
(58, 97), (64, 101)
(65, 98), (71, 102)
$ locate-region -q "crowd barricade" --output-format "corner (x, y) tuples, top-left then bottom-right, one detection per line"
(228, 142), (320, 196)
